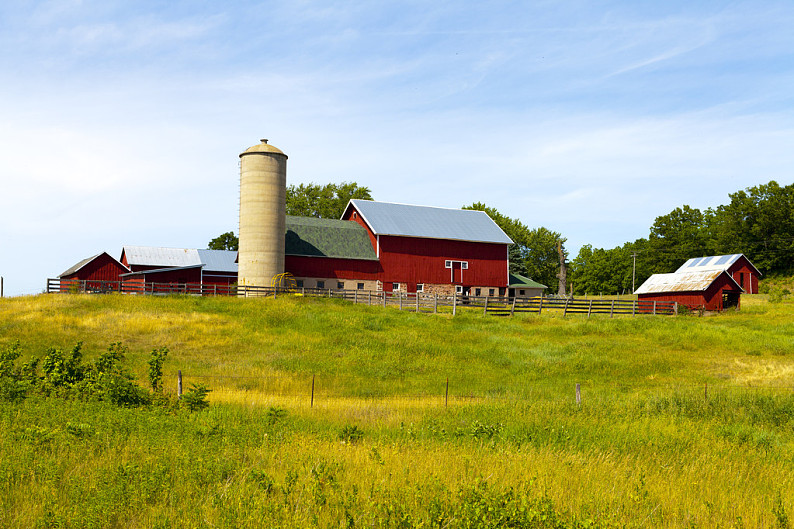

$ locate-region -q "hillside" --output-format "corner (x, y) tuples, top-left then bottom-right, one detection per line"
(1, 293), (793, 527)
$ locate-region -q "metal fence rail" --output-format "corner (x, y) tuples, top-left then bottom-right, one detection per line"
(47, 278), (677, 317)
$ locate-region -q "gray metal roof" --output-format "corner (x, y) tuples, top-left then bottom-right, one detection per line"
(635, 270), (742, 294)
(197, 249), (238, 273)
(345, 200), (513, 244)
(675, 254), (760, 275)
(122, 246), (202, 268)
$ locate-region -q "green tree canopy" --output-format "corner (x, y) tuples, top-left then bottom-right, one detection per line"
(463, 202), (564, 288)
(208, 231), (238, 251)
(286, 182), (372, 219)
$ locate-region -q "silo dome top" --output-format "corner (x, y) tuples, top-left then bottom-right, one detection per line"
(239, 139), (287, 158)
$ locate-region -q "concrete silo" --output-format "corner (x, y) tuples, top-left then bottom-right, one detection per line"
(238, 139), (288, 288)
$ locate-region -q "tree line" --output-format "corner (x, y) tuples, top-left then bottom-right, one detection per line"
(210, 180), (793, 295)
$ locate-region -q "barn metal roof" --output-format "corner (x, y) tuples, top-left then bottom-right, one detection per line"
(197, 250), (238, 273)
(120, 264), (204, 277)
(675, 254), (761, 275)
(122, 246), (202, 268)
(634, 270), (742, 294)
(345, 200), (513, 244)
(286, 216), (378, 260)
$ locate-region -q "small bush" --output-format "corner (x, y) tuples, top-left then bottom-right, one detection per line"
(339, 424), (364, 443)
(181, 383), (211, 412)
(266, 406), (288, 425)
(148, 346), (169, 392)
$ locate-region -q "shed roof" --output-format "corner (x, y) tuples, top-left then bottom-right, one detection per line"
(675, 254), (761, 275)
(121, 246), (202, 268)
(286, 216), (378, 260)
(197, 249), (238, 273)
(344, 200), (513, 244)
(120, 264), (204, 278)
(635, 270), (742, 295)
(508, 273), (547, 290)
(58, 252), (130, 278)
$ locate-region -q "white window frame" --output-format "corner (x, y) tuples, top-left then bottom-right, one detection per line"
(416, 283), (424, 293)
(455, 285), (463, 294)
(392, 282), (401, 291)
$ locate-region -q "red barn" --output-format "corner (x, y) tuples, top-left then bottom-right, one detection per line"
(675, 254), (761, 294)
(58, 252), (129, 291)
(340, 200), (513, 295)
(635, 269), (743, 311)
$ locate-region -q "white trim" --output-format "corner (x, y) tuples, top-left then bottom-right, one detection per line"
(416, 283), (424, 293)
(376, 235), (380, 258)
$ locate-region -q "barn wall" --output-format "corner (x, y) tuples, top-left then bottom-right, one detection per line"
(63, 253), (127, 282)
(727, 257), (759, 294)
(286, 255), (382, 281)
(377, 235), (508, 288)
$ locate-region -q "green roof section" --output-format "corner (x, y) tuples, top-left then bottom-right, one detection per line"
(285, 216), (378, 261)
(508, 273), (547, 290)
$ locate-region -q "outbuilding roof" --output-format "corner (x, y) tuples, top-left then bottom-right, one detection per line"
(286, 216), (378, 260)
(344, 200), (513, 244)
(58, 252), (129, 278)
(675, 254), (761, 275)
(197, 249), (238, 273)
(635, 270), (743, 294)
(121, 246), (202, 268)
(508, 273), (547, 290)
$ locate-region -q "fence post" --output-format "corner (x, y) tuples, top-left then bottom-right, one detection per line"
(587, 300), (593, 318)
(368, 291), (372, 305)
(674, 302), (678, 316)
(563, 298), (569, 317)
(452, 290), (457, 316)
(632, 299), (636, 316)
(354, 290), (357, 304)
(416, 293), (420, 313)
(510, 296), (516, 316)
(609, 300), (615, 318)
(382, 291), (386, 308)
(311, 374), (315, 408)
(575, 383), (581, 407)
(653, 301), (657, 315)
(399, 293), (403, 310)
(177, 370), (183, 398)
(483, 296), (489, 315)
(445, 377), (449, 407)
(434, 294), (438, 314)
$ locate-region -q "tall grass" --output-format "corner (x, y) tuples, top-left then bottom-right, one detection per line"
(1, 293), (793, 527)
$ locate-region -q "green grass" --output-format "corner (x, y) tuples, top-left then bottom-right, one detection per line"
(1, 292), (794, 527)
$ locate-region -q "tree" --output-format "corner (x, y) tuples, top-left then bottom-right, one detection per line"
(647, 205), (712, 273)
(208, 231), (238, 251)
(286, 182), (372, 218)
(463, 203), (564, 288)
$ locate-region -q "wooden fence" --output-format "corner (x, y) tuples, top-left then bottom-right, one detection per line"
(47, 278), (677, 317)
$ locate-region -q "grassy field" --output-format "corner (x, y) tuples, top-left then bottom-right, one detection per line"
(1, 292), (793, 527)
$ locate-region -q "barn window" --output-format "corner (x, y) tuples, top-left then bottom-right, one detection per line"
(461, 262), (468, 270)
(317, 280), (325, 289)
(296, 280), (304, 288)
(475, 288), (481, 296)
(357, 282), (365, 290)
(337, 281), (344, 289)
(455, 285), (463, 294)
(519, 289), (525, 296)
(352, 212), (357, 219)
(392, 282), (400, 291)
(445, 260), (452, 268)
(416, 283), (424, 293)
(489, 288), (495, 296)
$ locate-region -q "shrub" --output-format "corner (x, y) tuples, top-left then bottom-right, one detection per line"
(339, 424), (364, 443)
(181, 383), (211, 412)
(148, 346), (169, 392)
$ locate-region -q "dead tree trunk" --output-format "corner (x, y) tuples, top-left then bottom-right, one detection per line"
(557, 240), (567, 297)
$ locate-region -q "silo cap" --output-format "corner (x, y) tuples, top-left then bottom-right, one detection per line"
(240, 139), (287, 157)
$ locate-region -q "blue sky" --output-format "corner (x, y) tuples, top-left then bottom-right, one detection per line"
(1, 1), (793, 295)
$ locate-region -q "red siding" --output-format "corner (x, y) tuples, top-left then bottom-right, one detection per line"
(286, 256), (382, 280)
(726, 256), (759, 294)
(62, 253), (128, 282)
(377, 235), (508, 288)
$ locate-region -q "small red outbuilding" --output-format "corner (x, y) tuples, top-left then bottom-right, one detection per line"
(635, 269), (743, 312)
